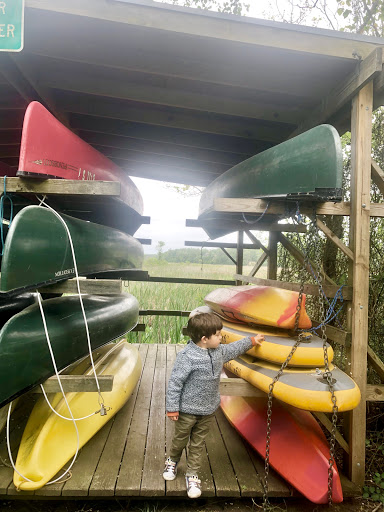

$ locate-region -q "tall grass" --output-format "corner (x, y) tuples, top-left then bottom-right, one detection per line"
(124, 260), (266, 344)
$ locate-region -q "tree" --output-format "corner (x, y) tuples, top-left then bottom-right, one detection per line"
(156, 241), (166, 259)
(164, 0), (249, 16)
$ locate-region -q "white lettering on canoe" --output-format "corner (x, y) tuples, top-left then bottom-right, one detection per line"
(0, 3), (6, 15)
(55, 268), (75, 277)
(78, 168), (95, 181)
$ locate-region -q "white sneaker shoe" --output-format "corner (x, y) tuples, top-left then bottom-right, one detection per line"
(186, 474), (201, 498)
(163, 457), (178, 481)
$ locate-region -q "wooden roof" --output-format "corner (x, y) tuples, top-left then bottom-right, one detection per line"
(1, 0), (384, 187)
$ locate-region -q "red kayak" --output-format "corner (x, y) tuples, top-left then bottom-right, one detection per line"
(221, 382), (343, 503)
(14, 102), (144, 235)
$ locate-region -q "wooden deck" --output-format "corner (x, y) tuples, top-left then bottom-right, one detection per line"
(0, 343), (358, 500)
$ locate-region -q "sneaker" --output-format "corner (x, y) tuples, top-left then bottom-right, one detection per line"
(186, 474), (201, 498)
(163, 457), (177, 481)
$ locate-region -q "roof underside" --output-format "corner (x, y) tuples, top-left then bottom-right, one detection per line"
(1, 0), (384, 187)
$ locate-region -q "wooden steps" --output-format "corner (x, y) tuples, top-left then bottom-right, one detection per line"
(0, 344), (359, 500)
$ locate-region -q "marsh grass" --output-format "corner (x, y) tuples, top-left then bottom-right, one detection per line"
(124, 261), (267, 344)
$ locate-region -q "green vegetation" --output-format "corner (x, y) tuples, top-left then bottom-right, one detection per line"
(146, 246), (263, 265)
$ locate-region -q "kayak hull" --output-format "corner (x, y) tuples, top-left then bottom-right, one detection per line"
(14, 340), (142, 491)
(220, 391), (343, 504)
(204, 285), (312, 330)
(0, 294), (139, 408)
(224, 354), (360, 412)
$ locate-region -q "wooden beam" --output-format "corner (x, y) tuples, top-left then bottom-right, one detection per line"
(71, 115), (261, 155)
(186, 218), (307, 233)
(248, 252), (269, 277)
(3, 177), (121, 196)
(55, 73), (300, 128)
(316, 218), (354, 262)
(366, 385), (384, 401)
(34, 375), (114, 393)
(139, 310), (190, 317)
(347, 81), (373, 485)
(289, 47), (383, 137)
(80, 131), (253, 166)
(26, 0), (379, 60)
(313, 412), (350, 454)
(219, 378), (265, 397)
(236, 231), (244, 285)
(268, 231), (278, 280)
(277, 233), (336, 285)
(367, 345), (384, 382)
(38, 278), (123, 295)
(245, 230), (270, 255)
(371, 159), (384, 196)
(185, 241), (260, 249)
(311, 320), (352, 347)
(233, 274), (352, 300)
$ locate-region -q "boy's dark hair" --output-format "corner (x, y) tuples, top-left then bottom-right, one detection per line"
(187, 313), (223, 343)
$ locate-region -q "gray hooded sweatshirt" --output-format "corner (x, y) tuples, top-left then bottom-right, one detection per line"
(166, 337), (253, 416)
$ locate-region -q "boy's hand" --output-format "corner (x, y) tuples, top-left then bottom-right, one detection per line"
(251, 334), (265, 346)
(167, 411), (179, 421)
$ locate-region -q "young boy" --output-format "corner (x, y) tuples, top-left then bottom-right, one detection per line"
(163, 312), (264, 499)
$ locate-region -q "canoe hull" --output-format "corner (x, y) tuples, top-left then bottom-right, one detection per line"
(0, 205), (144, 294)
(224, 354), (360, 412)
(220, 391), (343, 503)
(204, 285), (312, 330)
(14, 341), (142, 491)
(0, 294), (139, 408)
(199, 124), (343, 218)
(14, 102), (144, 235)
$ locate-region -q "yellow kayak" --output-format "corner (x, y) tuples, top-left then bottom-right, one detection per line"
(225, 354), (360, 413)
(190, 306), (333, 367)
(14, 340), (141, 491)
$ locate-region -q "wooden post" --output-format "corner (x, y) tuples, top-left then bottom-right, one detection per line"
(267, 231), (278, 280)
(347, 81), (373, 485)
(236, 231), (244, 285)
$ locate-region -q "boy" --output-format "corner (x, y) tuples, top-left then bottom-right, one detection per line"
(163, 312), (264, 499)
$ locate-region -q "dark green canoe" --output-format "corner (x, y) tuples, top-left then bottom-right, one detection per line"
(0, 205), (144, 295)
(0, 293), (37, 328)
(199, 124), (343, 222)
(0, 293), (139, 408)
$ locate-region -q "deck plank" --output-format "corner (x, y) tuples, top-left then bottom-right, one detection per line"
(88, 344), (149, 496)
(115, 344), (158, 496)
(140, 344), (167, 496)
(205, 413), (240, 497)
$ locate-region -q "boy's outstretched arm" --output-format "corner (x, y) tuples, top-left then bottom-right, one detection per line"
(166, 352), (191, 421)
(221, 333), (265, 363)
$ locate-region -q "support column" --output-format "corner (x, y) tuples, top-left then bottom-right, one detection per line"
(267, 231), (278, 280)
(236, 231), (244, 285)
(347, 81), (372, 485)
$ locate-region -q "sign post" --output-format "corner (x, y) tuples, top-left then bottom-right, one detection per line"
(0, 0), (24, 52)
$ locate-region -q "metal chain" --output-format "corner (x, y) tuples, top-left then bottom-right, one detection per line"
(310, 211), (339, 505)
(263, 204), (307, 511)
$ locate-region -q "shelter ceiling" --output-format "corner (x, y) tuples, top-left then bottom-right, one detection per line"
(1, 0), (384, 186)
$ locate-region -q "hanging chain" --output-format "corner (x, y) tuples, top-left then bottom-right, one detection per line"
(263, 203), (307, 511)
(310, 211), (339, 505)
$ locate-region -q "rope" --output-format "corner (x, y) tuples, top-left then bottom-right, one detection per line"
(0, 176), (14, 255)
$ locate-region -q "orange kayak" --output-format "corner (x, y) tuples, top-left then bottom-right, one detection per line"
(204, 285), (312, 330)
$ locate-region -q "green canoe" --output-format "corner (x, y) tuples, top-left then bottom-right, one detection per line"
(0, 205), (144, 295)
(0, 293), (139, 408)
(199, 124), (342, 234)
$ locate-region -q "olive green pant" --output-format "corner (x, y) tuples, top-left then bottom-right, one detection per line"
(169, 412), (214, 476)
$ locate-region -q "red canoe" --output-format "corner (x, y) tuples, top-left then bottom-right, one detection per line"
(14, 102), (144, 235)
(220, 389), (343, 504)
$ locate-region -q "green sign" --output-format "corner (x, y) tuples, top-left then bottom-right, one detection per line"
(0, 0), (24, 52)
